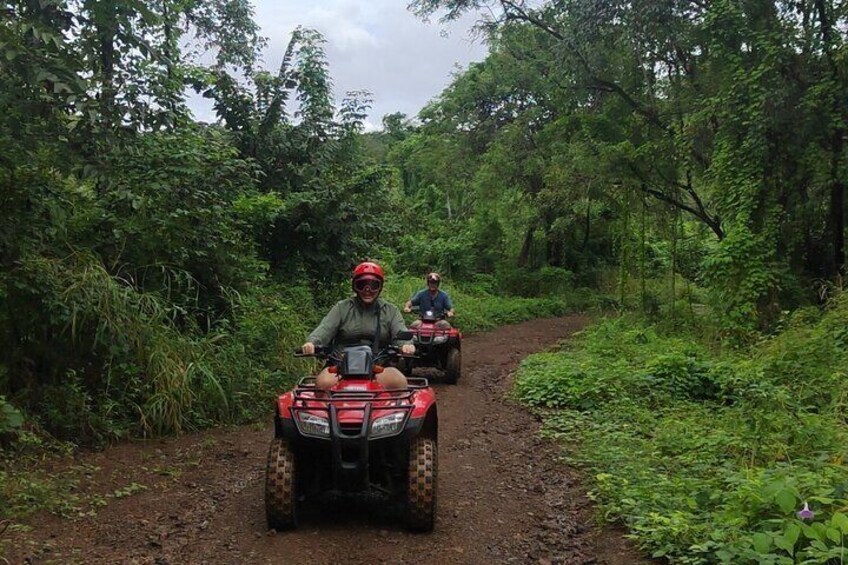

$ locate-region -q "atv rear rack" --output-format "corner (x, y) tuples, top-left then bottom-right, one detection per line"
(411, 328), (451, 336)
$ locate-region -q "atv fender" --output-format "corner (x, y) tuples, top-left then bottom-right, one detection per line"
(407, 405), (438, 440)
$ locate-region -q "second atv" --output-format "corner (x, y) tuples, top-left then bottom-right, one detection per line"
(403, 307), (462, 384)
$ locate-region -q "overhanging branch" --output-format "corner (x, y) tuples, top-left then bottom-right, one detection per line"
(627, 164), (723, 239)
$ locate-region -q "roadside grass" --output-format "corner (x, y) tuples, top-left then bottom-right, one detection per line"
(514, 296), (848, 564)
(0, 438), (86, 541)
(0, 434), (161, 524)
(384, 274), (593, 333)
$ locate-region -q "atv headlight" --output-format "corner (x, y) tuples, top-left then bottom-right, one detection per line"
(370, 412), (407, 438)
(433, 335), (448, 344)
(296, 412), (330, 438)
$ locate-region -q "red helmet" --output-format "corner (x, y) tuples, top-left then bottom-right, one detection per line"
(352, 261), (385, 281)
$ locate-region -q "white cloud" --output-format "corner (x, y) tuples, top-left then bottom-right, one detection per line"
(188, 0), (489, 127)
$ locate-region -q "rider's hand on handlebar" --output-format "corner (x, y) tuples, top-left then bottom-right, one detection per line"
(401, 343), (415, 355)
(447, 310), (455, 318)
(403, 306), (412, 313)
(301, 342), (316, 355)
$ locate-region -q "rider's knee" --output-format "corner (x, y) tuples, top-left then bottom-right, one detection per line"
(410, 319), (422, 329)
(377, 367), (408, 390)
(435, 320), (451, 329)
(315, 368), (339, 390)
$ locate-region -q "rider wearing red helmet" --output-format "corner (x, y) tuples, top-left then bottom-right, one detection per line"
(301, 261), (414, 390)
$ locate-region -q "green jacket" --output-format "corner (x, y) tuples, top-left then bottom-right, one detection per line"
(307, 297), (411, 352)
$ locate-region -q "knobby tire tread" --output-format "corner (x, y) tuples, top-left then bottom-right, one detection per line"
(406, 436), (437, 532)
(445, 348), (461, 384)
(265, 438), (297, 530)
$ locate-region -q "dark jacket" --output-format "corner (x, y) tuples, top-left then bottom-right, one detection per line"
(409, 288), (453, 315)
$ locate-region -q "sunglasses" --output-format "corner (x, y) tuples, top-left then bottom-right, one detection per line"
(354, 278), (382, 292)
(427, 279), (440, 285)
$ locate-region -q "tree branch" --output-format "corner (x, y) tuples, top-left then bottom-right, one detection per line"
(585, 81), (670, 134)
(628, 164), (723, 239)
(499, 0), (675, 139)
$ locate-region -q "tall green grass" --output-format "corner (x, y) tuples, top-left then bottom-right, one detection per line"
(5, 262), (582, 446)
(8, 252), (317, 440)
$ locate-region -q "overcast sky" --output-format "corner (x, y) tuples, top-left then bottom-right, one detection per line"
(187, 0), (489, 130)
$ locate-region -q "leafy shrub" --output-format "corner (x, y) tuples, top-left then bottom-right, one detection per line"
(640, 352), (719, 403)
(517, 302), (848, 563)
(394, 232), (480, 281)
(497, 266), (575, 297)
(0, 396), (23, 436)
(515, 353), (627, 410)
(384, 274), (572, 334)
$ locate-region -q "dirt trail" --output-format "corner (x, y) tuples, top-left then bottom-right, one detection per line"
(7, 316), (647, 564)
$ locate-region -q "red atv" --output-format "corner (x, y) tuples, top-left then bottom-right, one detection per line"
(403, 307), (462, 384)
(266, 337), (438, 532)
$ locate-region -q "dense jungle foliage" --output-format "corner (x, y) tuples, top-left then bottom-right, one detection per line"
(408, 0), (848, 328)
(3, 0), (848, 560)
(405, 0), (848, 561)
(0, 0), (580, 447)
(389, 0), (848, 561)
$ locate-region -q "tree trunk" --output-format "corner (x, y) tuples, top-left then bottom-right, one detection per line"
(830, 136), (845, 276)
(517, 222), (536, 268)
(639, 195), (647, 313)
(99, 19), (116, 131)
(817, 0), (846, 277)
(582, 191), (592, 250)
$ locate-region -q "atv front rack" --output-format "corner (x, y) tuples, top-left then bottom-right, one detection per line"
(410, 327), (454, 345)
(294, 376), (430, 390)
(289, 380), (429, 491)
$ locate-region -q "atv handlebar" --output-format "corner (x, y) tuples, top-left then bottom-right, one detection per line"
(405, 305), (447, 321)
(293, 345), (333, 357)
(294, 344), (416, 361)
(295, 330), (414, 358)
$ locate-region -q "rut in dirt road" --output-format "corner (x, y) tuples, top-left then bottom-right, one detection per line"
(8, 316), (648, 565)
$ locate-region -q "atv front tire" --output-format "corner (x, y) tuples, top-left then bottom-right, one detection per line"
(406, 436), (437, 532)
(444, 348), (461, 384)
(265, 438), (298, 530)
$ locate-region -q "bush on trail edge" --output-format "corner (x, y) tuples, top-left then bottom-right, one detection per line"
(515, 296), (848, 564)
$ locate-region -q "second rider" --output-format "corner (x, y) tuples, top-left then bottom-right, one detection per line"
(404, 272), (455, 329)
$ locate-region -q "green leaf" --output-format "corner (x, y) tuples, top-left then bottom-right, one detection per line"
(832, 512), (848, 534)
(752, 532), (773, 553)
(0, 397), (24, 431)
(784, 523), (801, 546)
(812, 522), (830, 540)
(775, 490), (796, 514)
(774, 534), (795, 554)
